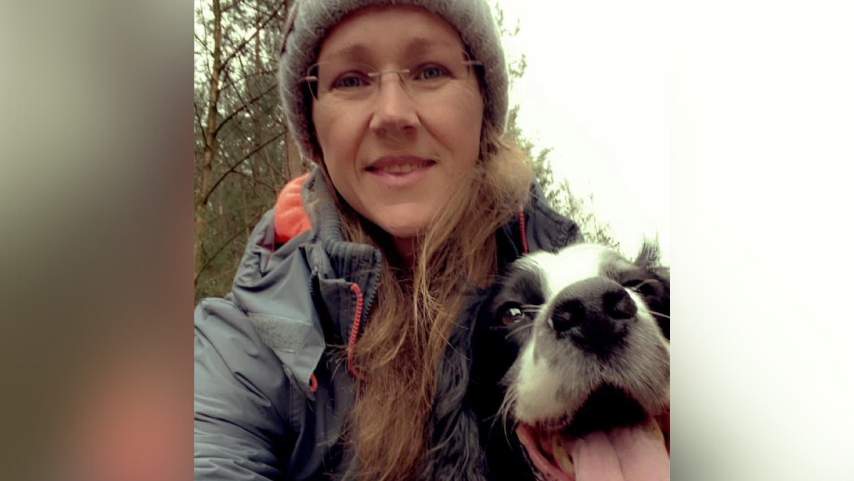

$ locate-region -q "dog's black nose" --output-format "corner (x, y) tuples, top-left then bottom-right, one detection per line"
(549, 278), (636, 356)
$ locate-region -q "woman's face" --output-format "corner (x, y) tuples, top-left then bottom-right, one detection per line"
(312, 6), (484, 246)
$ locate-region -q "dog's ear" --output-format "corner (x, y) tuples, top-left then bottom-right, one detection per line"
(634, 238), (662, 269)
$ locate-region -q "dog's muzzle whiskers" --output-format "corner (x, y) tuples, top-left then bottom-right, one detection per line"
(628, 279), (658, 292)
(498, 386), (519, 443)
(505, 322), (535, 340)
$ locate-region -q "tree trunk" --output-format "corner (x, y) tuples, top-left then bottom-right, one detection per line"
(195, 0), (223, 285)
(253, 8), (266, 195)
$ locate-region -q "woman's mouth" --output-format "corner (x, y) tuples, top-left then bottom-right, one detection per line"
(365, 156), (437, 187)
(367, 161), (433, 174)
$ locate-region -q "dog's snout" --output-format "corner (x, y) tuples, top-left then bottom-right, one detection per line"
(549, 278), (636, 356)
(605, 290), (637, 320)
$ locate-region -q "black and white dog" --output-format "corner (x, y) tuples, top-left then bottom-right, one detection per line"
(424, 242), (670, 481)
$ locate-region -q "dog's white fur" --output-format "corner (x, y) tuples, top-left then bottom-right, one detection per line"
(507, 244), (670, 425)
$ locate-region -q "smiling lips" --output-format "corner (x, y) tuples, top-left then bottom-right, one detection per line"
(364, 155), (437, 188)
(366, 155), (436, 175)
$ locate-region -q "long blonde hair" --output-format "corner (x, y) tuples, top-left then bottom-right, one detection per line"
(316, 129), (532, 480)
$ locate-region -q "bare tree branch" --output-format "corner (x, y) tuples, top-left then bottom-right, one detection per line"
(202, 131), (286, 206)
(194, 32), (213, 57)
(214, 80), (277, 137)
(194, 100), (208, 149)
(195, 210), (265, 285)
(220, 68), (277, 94)
(260, 140), (285, 179)
(232, 169), (276, 193)
(230, 111), (284, 186)
(220, 0), (288, 71)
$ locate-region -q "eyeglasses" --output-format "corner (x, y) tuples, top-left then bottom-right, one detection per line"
(303, 51), (482, 105)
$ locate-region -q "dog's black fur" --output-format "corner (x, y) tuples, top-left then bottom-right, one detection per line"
(421, 242), (670, 481)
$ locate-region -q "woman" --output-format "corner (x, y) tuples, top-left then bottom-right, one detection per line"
(194, 0), (581, 480)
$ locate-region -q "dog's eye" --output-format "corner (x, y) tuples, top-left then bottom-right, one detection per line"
(501, 306), (525, 325)
(624, 278), (664, 297)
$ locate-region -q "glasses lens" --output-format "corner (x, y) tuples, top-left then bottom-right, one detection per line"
(310, 61), (375, 103)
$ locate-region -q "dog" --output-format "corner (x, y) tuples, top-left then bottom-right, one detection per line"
(423, 242), (670, 481)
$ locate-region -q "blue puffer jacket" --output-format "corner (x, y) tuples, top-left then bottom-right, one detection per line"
(194, 168), (581, 480)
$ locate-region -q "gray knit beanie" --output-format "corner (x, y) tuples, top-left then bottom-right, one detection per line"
(278, 0), (508, 161)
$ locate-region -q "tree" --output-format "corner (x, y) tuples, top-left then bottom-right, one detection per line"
(194, 0), (308, 301)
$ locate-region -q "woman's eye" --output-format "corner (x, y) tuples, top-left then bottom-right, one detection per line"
(415, 65), (451, 81)
(501, 306), (525, 325)
(332, 74), (370, 89)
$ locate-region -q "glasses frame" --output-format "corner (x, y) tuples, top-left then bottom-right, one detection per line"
(302, 52), (483, 103)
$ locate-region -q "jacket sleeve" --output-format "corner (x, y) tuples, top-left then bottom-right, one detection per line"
(194, 298), (294, 481)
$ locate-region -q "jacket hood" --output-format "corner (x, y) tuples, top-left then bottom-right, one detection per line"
(274, 171), (312, 244)
(230, 170), (383, 390)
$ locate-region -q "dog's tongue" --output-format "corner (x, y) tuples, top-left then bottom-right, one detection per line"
(516, 419), (670, 481)
(570, 424), (670, 481)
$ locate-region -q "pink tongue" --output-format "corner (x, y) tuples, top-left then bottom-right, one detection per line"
(570, 426), (670, 481)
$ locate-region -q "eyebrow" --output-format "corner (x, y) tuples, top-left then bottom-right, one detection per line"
(319, 37), (459, 63)
(320, 43), (372, 62)
(402, 37), (458, 56)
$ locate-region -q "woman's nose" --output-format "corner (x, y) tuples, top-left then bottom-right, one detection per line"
(369, 72), (420, 138)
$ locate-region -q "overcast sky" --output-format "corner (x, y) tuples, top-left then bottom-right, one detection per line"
(497, 0), (670, 262)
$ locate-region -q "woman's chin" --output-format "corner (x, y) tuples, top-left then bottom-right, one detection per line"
(373, 211), (431, 241)
(381, 223), (422, 242)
